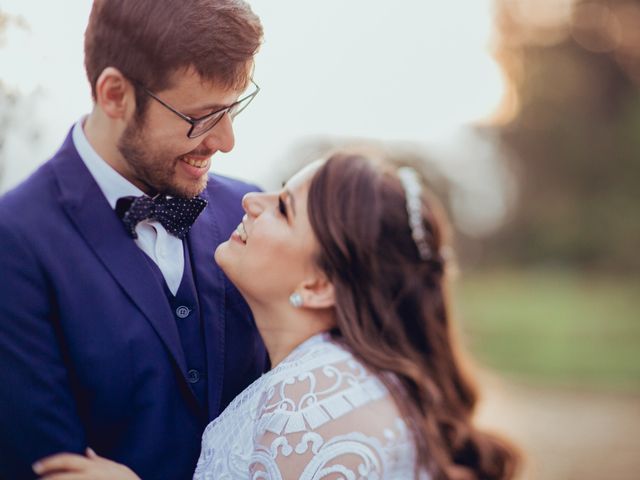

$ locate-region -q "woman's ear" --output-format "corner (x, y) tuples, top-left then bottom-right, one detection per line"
(297, 272), (335, 309)
(94, 67), (135, 120)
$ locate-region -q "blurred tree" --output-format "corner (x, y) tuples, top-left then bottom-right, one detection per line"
(0, 9), (8, 183)
(0, 9), (25, 185)
(0, 10), (40, 191)
(485, 0), (640, 272)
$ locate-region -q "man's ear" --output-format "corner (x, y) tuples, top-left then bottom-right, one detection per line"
(94, 67), (135, 120)
(297, 272), (335, 309)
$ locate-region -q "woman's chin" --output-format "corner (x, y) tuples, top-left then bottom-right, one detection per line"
(215, 241), (243, 285)
(214, 241), (231, 268)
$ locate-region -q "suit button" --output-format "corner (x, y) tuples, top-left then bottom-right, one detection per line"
(176, 306), (190, 318)
(187, 369), (200, 384)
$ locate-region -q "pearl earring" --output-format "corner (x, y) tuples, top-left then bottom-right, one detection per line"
(289, 292), (303, 308)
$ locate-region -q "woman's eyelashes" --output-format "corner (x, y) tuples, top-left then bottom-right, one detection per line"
(278, 196), (288, 219)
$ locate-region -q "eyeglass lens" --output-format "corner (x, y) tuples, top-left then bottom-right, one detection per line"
(189, 91), (257, 138)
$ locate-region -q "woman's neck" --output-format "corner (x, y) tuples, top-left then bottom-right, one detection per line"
(248, 301), (335, 367)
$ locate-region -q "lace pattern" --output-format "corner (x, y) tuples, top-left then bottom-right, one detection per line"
(193, 333), (424, 479)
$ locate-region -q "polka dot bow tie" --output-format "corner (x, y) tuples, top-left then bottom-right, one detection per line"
(115, 194), (208, 240)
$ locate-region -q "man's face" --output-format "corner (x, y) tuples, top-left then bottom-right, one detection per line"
(117, 67), (246, 198)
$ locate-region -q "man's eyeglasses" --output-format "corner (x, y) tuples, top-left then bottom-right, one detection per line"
(138, 79), (260, 139)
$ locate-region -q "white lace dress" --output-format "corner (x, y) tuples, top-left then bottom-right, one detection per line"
(193, 332), (426, 479)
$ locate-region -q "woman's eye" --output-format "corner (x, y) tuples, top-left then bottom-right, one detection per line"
(278, 197), (288, 218)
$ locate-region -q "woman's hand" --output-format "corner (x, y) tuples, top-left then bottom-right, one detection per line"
(33, 448), (140, 480)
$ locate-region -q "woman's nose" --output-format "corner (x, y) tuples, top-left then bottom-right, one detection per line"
(242, 191), (265, 217)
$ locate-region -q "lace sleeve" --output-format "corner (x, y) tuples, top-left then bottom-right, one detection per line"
(249, 357), (416, 480)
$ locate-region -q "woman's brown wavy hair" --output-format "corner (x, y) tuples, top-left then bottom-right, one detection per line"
(307, 150), (519, 480)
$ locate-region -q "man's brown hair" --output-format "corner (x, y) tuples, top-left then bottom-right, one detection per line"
(84, 0), (262, 112)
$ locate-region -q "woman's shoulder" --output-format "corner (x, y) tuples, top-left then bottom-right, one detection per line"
(258, 334), (407, 438)
(250, 334), (418, 479)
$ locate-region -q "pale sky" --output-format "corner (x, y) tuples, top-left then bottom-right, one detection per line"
(0, 0), (510, 235)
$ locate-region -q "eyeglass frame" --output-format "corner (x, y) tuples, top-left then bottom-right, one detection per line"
(134, 78), (260, 139)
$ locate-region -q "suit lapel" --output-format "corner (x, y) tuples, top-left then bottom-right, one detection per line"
(187, 185), (227, 416)
(51, 133), (188, 375)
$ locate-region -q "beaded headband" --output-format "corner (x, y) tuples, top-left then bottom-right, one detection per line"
(397, 167), (432, 261)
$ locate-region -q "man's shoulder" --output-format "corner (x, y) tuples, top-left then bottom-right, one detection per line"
(0, 130), (76, 219)
(206, 172), (262, 198)
(0, 162), (57, 219)
(0, 161), (62, 255)
(199, 173), (261, 228)
(203, 173), (262, 212)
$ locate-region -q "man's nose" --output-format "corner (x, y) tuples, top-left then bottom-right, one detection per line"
(201, 113), (235, 153)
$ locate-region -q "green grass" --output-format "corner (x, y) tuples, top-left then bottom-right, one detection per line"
(453, 269), (640, 391)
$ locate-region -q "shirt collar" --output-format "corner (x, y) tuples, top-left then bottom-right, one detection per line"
(72, 118), (145, 209)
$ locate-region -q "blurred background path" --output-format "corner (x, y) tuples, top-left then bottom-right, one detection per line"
(459, 269), (640, 480)
(478, 375), (640, 480)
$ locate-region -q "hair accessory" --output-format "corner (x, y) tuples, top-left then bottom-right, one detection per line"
(289, 292), (304, 308)
(397, 167), (432, 261)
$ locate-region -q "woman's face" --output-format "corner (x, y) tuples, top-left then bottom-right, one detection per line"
(215, 162), (322, 305)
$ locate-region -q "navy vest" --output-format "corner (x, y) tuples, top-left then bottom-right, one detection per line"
(142, 241), (209, 412)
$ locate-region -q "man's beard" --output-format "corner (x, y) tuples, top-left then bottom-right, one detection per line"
(117, 118), (208, 199)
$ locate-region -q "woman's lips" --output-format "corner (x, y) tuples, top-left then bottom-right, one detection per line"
(234, 221), (248, 243)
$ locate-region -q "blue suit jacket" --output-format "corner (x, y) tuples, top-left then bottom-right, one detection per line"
(0, 130), (267, 479)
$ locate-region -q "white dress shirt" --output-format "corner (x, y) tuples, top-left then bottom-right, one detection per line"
(72, 120), (184, 294)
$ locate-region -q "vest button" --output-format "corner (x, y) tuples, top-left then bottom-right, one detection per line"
(187, 369), (200, 384)
(176, 306), (191, 318)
